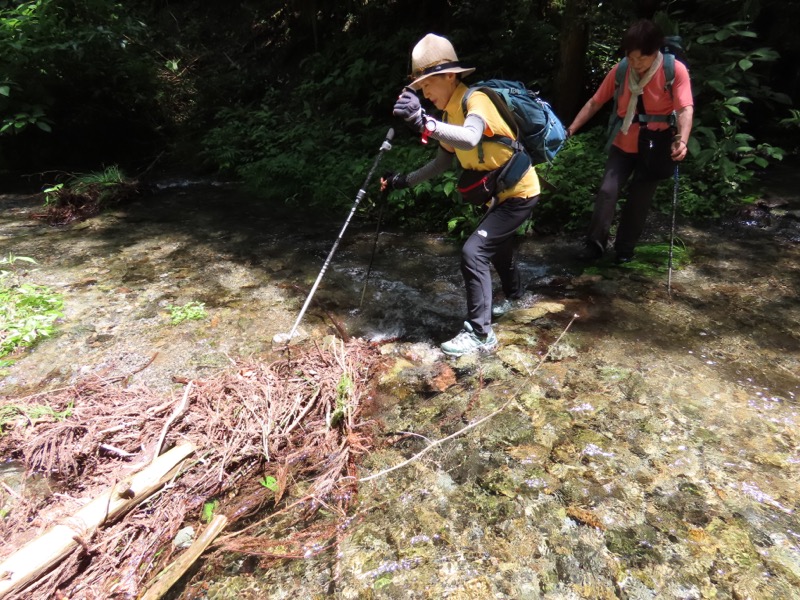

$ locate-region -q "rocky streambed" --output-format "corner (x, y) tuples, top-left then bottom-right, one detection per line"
(1, 180), (799, 599)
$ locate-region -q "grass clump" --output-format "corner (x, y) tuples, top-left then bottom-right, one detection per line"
(583, 241), (690, 278)
(0, 402), (73, 435)
(619, 241), (690, 275)
(40, 165), (138, 225)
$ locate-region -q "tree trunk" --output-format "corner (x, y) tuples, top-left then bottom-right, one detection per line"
(552, 0), (591, 121)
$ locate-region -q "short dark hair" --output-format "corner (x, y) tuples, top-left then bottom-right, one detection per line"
(622, 19), (664, 56)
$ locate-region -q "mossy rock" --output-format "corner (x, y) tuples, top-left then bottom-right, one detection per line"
(507, 302), (566, 324)
(497, 344), (539, 374)
(605, 524), (663, 567)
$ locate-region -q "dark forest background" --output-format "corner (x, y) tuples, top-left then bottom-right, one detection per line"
(2, 0), (798, 231)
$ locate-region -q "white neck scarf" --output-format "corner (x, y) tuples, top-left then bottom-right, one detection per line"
(620, 51), (663, 134)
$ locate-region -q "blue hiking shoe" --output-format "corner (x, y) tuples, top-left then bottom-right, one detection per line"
(491, 298), (519, 318)
(440, 322), (498, 357)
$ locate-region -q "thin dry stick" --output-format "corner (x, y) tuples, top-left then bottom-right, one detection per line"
(357, 314), (579, 483)
(1, 481), (21, 499)
(152, 381), (193, 462)
(283, 388), (321, 435)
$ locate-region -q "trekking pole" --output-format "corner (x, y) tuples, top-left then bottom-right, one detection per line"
(667, 162), (679, 299)
(359, 187), (388, 309)
(274, 128), (394, 344)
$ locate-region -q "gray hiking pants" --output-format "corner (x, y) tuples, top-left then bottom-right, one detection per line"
(461, 195), (538, 337)
(587, 146), (660, 255)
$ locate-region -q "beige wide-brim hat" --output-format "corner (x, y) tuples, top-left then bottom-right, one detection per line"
(408, 33), (475, 90)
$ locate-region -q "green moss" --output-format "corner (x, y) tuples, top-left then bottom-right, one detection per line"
(582, 242), (690, 278)
(618, 242), (690, 276)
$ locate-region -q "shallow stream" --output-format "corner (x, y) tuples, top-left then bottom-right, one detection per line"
(0, 177), (798, 599)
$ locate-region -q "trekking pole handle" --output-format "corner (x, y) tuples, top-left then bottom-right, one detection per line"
(357, 128), (394, 202)
(380, 127), (394, 152)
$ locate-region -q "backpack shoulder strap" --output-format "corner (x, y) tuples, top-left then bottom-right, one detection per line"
(615, 57), (628, 91)
(640, 53), (677, 126)
(662, 52), (675, 98)
(461, 86), (521, 163)
(605, 59), (628, 152)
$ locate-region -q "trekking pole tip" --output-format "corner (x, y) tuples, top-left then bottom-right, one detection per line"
(272, 331), (294, 344)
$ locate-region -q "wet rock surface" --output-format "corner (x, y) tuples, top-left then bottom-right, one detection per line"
(1, 182), (799, 599)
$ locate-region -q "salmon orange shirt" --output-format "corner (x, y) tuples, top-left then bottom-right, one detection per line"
(593, 59), (693, 153)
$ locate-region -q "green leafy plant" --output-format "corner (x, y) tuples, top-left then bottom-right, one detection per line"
(536, 129), (608, 231)
(0, 106), (52, 135)
(166, 301), (207, 325)
(670, 19), (789, 214)
(780, 109), (800, 128)
(42, 183), (64, 206)
(0, 254), (63, 357)
(259, 475), (279, 492)
(201, 499), (219, 523)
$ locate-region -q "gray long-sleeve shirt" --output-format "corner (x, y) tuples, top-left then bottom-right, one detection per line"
(406, 113), (486, 187)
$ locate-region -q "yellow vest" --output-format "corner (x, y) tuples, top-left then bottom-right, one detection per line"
(443, 83), (540, 201)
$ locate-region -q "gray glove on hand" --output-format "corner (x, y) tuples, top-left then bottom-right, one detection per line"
(393, 90), (425, 131)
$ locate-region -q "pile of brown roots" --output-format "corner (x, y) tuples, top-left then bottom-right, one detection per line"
(0, 337), (385, 599)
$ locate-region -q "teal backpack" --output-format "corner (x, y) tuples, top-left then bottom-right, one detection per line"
(605, 36), (687, 152)
(459, 79), (568, 166)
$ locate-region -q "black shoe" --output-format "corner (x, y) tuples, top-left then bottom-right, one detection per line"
(614, 252), (634, 264)
(576, 240), (605, 261)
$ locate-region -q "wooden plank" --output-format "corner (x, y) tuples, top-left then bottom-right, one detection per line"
(140, 514), (229, 600)
(0, 442), (196, 599)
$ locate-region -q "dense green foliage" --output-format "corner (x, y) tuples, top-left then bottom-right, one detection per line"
(536, 129), (609, 230)
(1, 0), (798, 232)
(0, 0), (166, 169)
(0, 255), (63, 358)
(657, 17), (790, 215)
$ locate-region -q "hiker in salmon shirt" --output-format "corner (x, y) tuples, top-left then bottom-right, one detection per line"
(567, 19), (693, 263)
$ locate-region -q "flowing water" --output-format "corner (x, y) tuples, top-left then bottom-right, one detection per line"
(0, 176), (799, 599)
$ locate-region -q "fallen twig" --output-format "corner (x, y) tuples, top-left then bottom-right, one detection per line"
(152, 381), (193, 462)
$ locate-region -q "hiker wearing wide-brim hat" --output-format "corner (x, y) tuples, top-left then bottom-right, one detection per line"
(381, 33), (541, 358)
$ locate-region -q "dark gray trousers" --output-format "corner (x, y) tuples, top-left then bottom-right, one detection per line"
(461, 196), (538, 337)
(587, 146), (660, 255)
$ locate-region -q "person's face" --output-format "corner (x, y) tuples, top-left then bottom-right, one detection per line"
(419, 73), (457, 110)
(627, 50), (658, 76)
